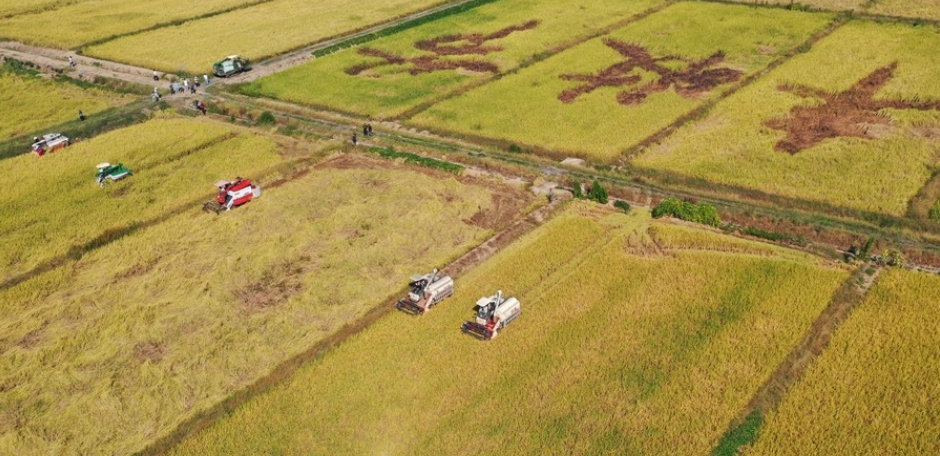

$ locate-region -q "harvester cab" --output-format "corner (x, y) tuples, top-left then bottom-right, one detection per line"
(32, 133), (70, 157)
(213, 55), (251, 78)
(95, 162), (132, 187)
(462, 290), (520, 340)
(396, 268), (454, 315)
(202, 178), (261, 214)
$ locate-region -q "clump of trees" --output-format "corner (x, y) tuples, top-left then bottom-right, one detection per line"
(572, 180), (608, 204)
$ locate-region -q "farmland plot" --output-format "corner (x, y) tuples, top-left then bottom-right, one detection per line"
(170, 205), (848, 456)
(0, 71), (128, 139)
(85, 0), (452, 74)
(411, 2), (833, 161)
(634, 21), (940, 217)
(0, 0), (87, 19)
(747, 269), (940, 455)
(0, 116), (283, 281)
(0, 150), (530, 455)
(238, 0), (664, 119)
(721, 0), (868, 11)
(870, 0), (940, 22)
(0, 0), (262, 49)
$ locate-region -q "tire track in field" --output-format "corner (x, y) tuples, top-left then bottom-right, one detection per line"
(622, 13), (851, 161)
(133, 191), (570, 456)
(711, 264), (878, 455)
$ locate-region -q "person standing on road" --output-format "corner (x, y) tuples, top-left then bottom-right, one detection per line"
(352, 132), (358, 145)
(152, 70), (159, 81)
(203, 74), (210, 85)
(68, 56), (76, 67)
(182, 78), (189, 91)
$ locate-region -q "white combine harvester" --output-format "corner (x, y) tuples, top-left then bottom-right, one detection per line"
(396, 268), (454, 315)
(462, 290), (520, 340)
(31, 133), (70, 157)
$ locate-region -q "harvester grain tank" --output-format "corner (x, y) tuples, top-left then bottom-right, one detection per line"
(95, 162), (132, 187)
(203, 178), (260, 213)
(31, 133), (70, 156)
(396, 268), (454, 315)
(462, 290), (520, 340)
(213, 55), (251, 78)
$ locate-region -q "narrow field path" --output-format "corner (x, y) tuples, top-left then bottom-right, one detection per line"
(0, 41), (160, 86)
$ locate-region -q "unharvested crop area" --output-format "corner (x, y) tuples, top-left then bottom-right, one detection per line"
(85, 0), (450, 74)
(411, 2), (832, 160)
(634, 21), (940, 217)
(0, 0), (86, 19)
(747, 269), (940, 455)
(170, 205), (847, 455)
(0, 0), (261, 49)
(0, 70), (128, 139)
(870, 0), (940, 22)
(0, 116), (282, 281)
(0, 125), (530, 455)
(238, 0), (664, 119)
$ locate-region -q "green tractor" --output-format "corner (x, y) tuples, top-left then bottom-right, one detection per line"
(95, 162), (132, 187)
(213, 55), (252, 78)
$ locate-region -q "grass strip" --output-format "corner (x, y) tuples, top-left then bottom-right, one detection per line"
(367, 146), (463, 174)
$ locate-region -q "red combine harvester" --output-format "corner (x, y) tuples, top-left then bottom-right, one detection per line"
(203, 178), (261, 214)
(31, 133), (70, 156)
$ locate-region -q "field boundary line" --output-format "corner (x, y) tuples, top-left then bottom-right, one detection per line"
(711, 264), (879, 455)
(133, 193), (572, 456)
(621, 13), (850, 162)
(906, 165), (940, 221)
(692, 0), (940, 28)
(394, 0), (677, 121)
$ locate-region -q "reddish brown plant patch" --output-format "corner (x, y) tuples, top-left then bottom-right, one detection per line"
(765, 62), (940, 154)
(346, 21), (540, 77)
(558, 39), (743, 105)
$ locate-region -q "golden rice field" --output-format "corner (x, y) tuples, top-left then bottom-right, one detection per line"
(0, 71), (128, 139)
(0, 115), (283, 282)
(85, 0), (449, 74)
(0, 0), (85, 19)
(747, 269), (940, 455)
(169, 204), (848, 456)
(238, 0), (664, 119)
(411, 2), (833, 161)
(722, 0), (868, 10)
(870, 0), (940, 22)
(634, 21), (940, 217)
(0, 130), (528, 454)
(0, 0), (260, 49)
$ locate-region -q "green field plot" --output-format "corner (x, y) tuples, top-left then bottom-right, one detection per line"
(870, 0), (940, 22)
(748, 269), (940, 455)
(169, 204), (847, 456)
(237, 0), (664, 119)
(0, 0), (261, 49)
(634, 21), (940, 217)
(0, 144), (527, 455)
(411, 2), (832, 161)
(85, 0), (450, 74)
(0, 116), (283, 281)
(0, 70), (128, 139)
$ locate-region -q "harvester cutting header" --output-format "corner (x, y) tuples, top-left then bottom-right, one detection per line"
(396, 268), (454, 315)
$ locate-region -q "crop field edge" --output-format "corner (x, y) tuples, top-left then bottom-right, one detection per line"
(133, 193), (565, 456)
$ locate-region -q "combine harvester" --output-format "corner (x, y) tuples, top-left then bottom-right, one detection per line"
(31, 133), (70, 156)
(396, 268), (454, 315)
(203, 178), (260, 214)
(213, 55), (251, 78)
(95, 162), (132, 187)
(462, 290), (520, 341)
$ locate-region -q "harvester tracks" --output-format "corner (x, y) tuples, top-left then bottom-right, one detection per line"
(135, 191), (571, 456)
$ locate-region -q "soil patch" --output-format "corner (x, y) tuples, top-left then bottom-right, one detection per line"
(236, 259), (309, 311)
(346, 21), (539, 77)
(464, 193), (525, 230)
(558, 39), (742, 105)
(765, 62), (940, 154)
(134, 341), (167, 363)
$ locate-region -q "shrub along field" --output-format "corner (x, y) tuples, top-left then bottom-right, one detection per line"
(410, 2), (833, 161)
(0, 116), (283, 282)
(0, 133), (530, 455)
(0, 0), (262, 49)
(0, 70), (128, 140)
(747, 269), (940, 455)
(236, 0), (664, 119)
(633, 21), (940, 217)
(169, 204), (848, 456)
(84, 0), (450, 74)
